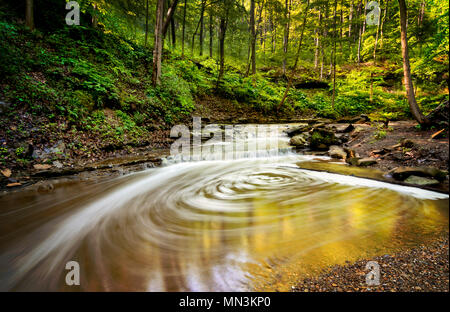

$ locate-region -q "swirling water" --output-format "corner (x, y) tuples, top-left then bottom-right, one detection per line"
(0, 124), (448, 291)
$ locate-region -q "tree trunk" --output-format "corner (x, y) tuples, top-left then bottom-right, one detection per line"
(171, 16), (176, 46)
(282, 0), (291, 76)
(357, 0), (367, 64)
(314, 8), (321, 69)
(217, 8), (229, 86)
(199, 0), (206, 56)
(152, 0), (164, 87)
(332, 0), (338, 110)
(379, 0), (389, 50)
(349, 0), (354, 37)
(162, 0), (179, 37)
(25, 0), (34, 31)
(92, 4), (98, 28)
(250, 0), (256, 75)
(182, 0), (187, 57)
(209, 10), (213, 58)
(144, 0), (149, 48)
(398, 0), (427, 124)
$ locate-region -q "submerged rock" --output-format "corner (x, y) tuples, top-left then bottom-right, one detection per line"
(389, 167), (448, 181)
(404, 175), (440, 186)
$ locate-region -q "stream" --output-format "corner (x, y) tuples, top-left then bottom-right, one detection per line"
(0, 124), (448, 291)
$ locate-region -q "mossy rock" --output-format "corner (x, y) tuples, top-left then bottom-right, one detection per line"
(310, 129), (339, 150)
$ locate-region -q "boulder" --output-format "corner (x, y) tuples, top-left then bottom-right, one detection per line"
(285, 124), (311, 137)
(328, 145), (347, 160)
(338, 124), (355, 133)
(388, 167), (448, 181)
(335, 132), (349, 144)
(346, 157), (361, 166)
(290, 132), (310, 147)
(404, 175), (440, 186)
(346, 157), (377, 166)
(310, 128), (339, 150)
(357, 158), (378, 166)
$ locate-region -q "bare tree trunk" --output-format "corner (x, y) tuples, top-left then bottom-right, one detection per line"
(398, 0), (427, 124)
(199, 0), (206, 56)
(144, 0), (149, 48)
(348, 0), (354, 37)
(182, 0), (187, 57)
(25, 0), (34, 30)
(217, 7), (229, 86)
(379, 0), (388, 50)
(171, 16), (176, 46)
(314, 8), (322, 69)
(152, 0), (164, 86)
(370, 0), (382, 102)
(92, 4), (98, 28)
(332, 0), (338, 110)
(282, 0), (291, 76)
(250, 0), (256, 75)
(162, 0), (179, 37)
(209, 9), (213, 58)
(357, 0), (367, 64)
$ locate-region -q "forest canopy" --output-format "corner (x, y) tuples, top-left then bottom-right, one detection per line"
(0, 0), (448, 130)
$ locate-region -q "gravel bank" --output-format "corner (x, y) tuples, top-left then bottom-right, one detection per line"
(292, 237), (449, 292)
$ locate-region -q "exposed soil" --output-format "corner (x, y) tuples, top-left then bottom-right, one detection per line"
(292, 237), (449, 292)
(345, 120), (449, 172)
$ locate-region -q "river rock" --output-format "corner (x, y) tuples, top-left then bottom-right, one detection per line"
(357, 158), (378, 166)
(338, 124), (355, 133)
(290, 132), (310, 147)
(346, 157), (361, 166)
(35, 181), (54, 193)
(285, 124), (311, 137)
(404, 175), (440, 186)
(328, 145), (347, 160)
(52, 161), (63, 169)
(335, 132), (349, 144)
(310, 128), (339, 150)
(389, 167), (448, 181)
(345, 157), (377, 166)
